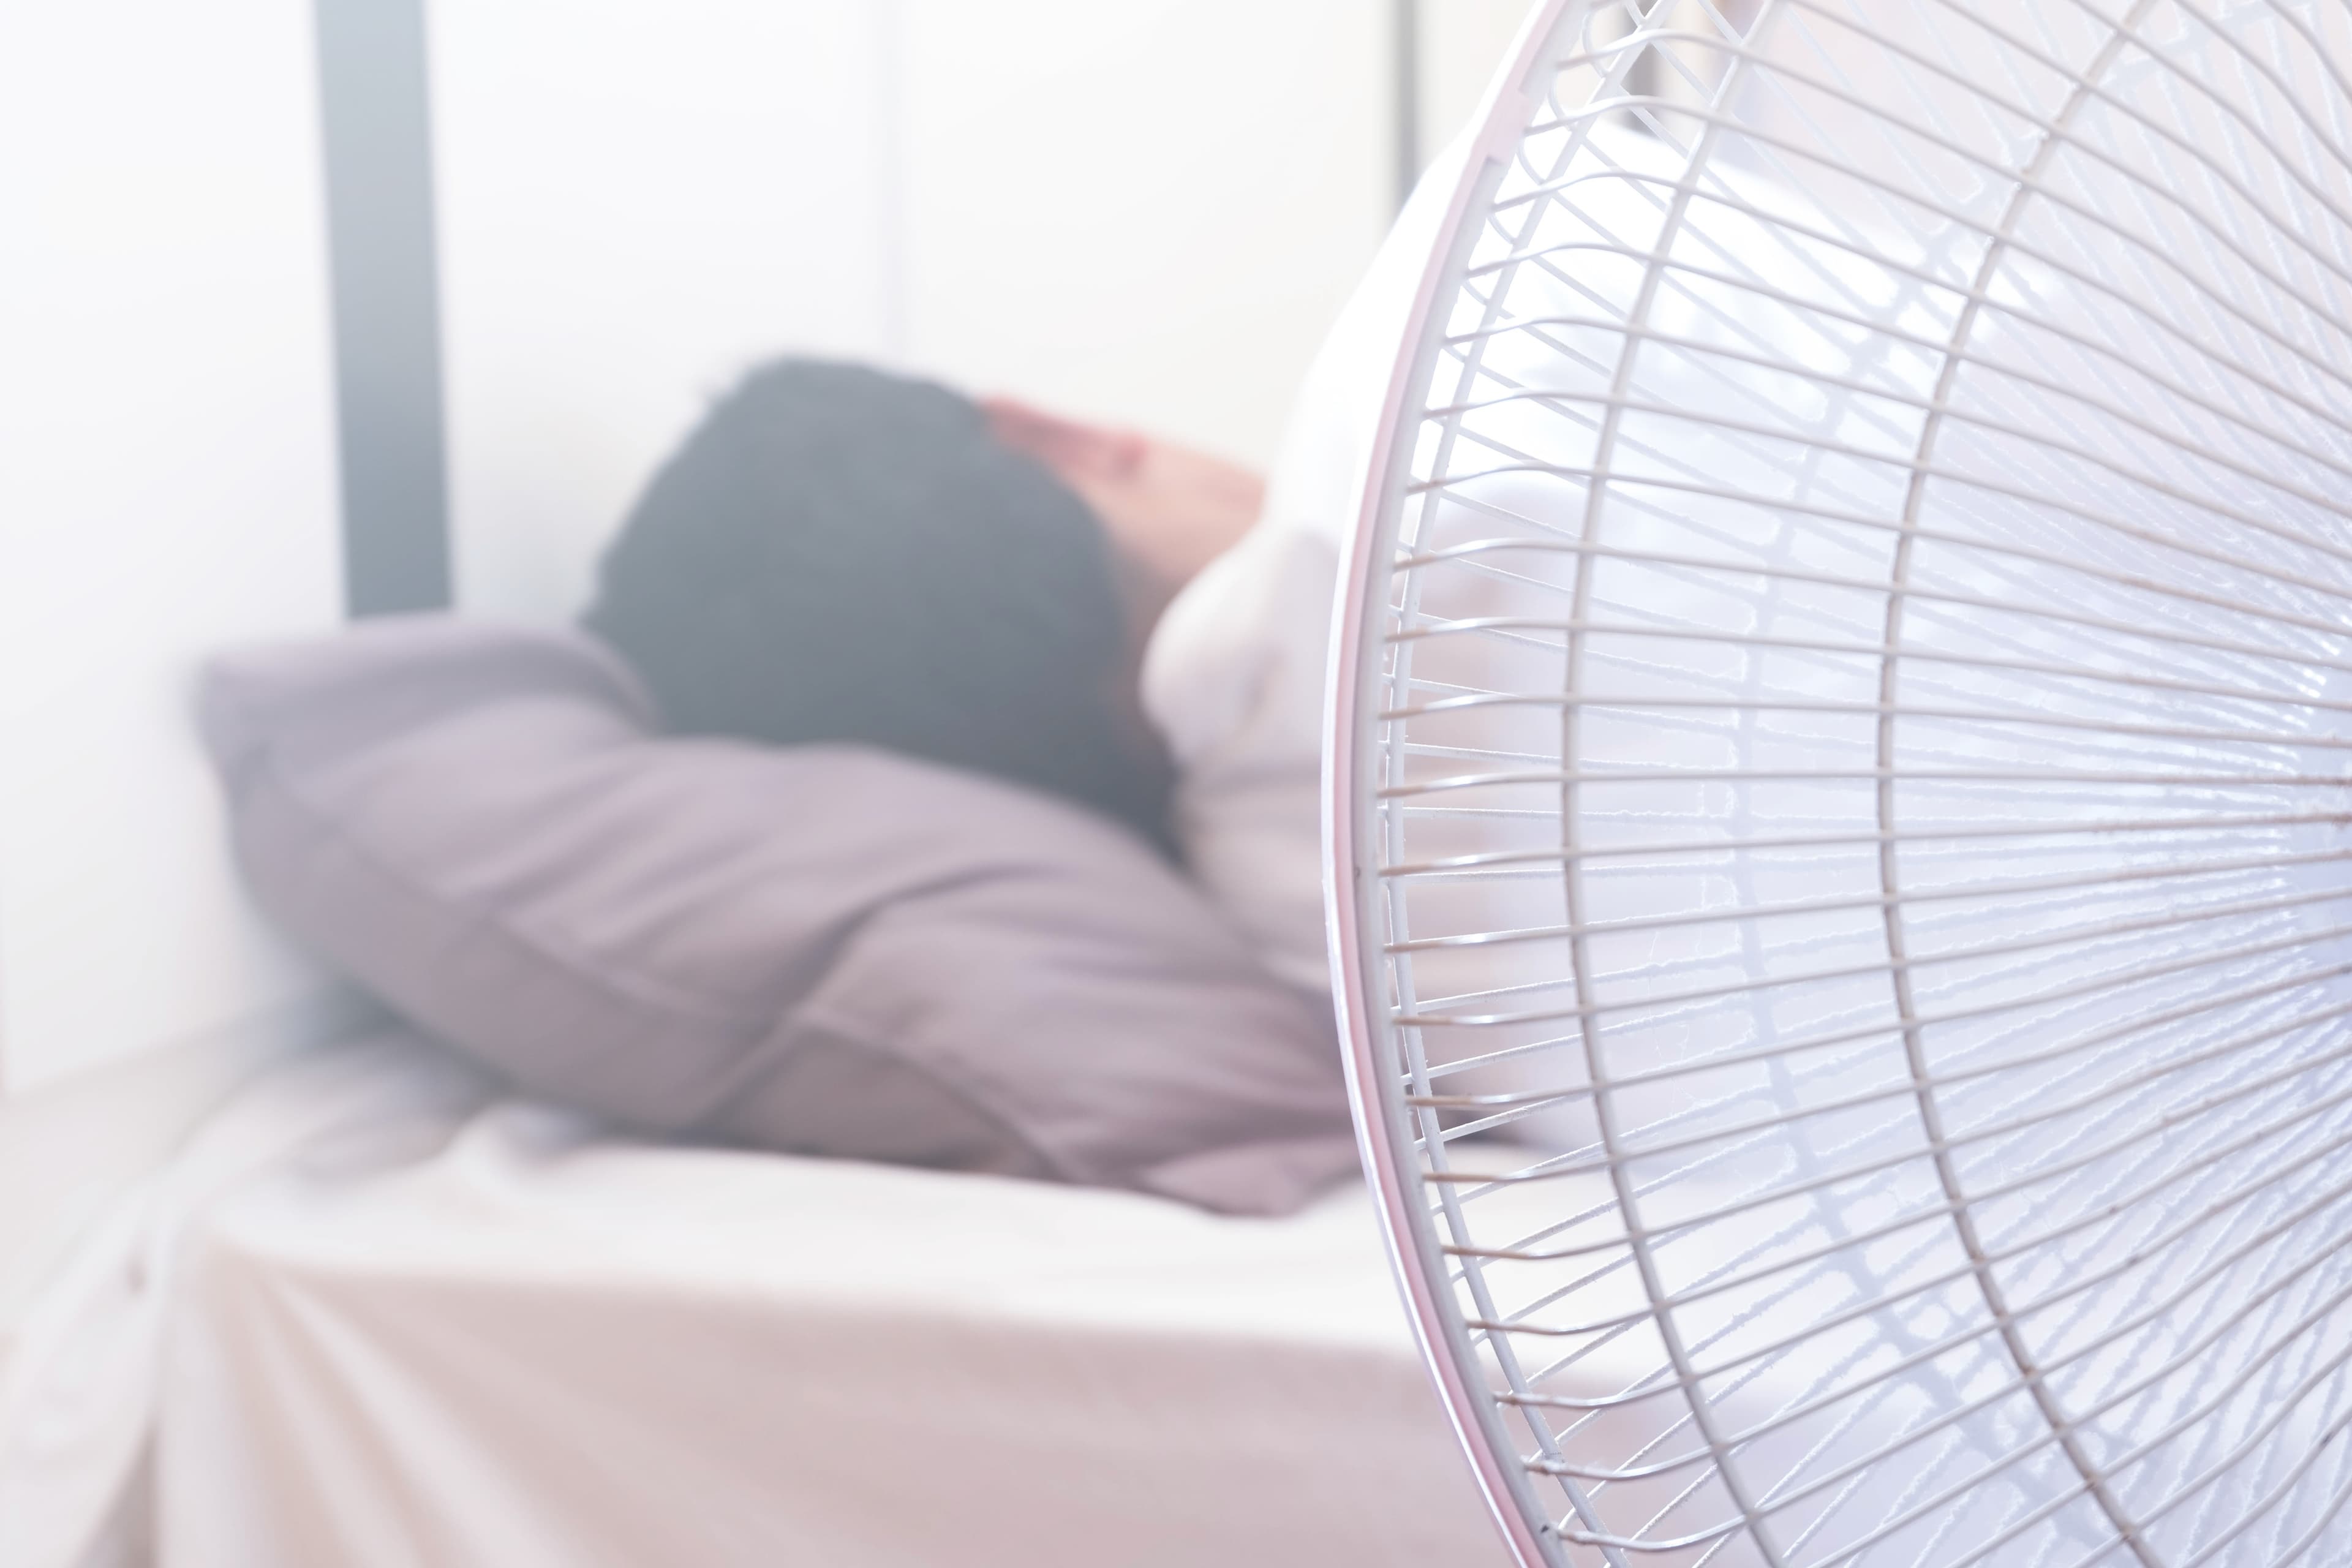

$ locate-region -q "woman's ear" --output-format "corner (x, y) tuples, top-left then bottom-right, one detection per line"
(981, 396), (1147, 483)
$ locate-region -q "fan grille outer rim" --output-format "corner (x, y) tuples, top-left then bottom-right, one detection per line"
(1325, 4), (1580, 1565)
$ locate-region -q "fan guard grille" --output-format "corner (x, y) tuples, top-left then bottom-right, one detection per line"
(1330, 2), (2352, 1565)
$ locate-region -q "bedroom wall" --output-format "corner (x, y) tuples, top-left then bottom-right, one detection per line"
(891, 0), (1393, 473)
(437, 0), (1416, 625)
(0, 0), (357, 1352)
(434, 0), (1547, 627)
(430, 0), (905, 623)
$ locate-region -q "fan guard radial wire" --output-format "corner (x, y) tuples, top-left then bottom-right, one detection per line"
(1327, 2), (2352, 1566)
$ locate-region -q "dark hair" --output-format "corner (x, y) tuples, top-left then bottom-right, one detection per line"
(582, 359), (1172, 848)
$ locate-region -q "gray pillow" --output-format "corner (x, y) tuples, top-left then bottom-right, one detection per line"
(197, 616), (1357, 1215)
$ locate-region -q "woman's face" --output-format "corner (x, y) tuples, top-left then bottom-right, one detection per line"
(982, 396), (1264, 803)
(981, 397), (1264, 637)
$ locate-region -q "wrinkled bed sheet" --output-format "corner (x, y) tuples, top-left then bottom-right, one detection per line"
(2, 1031), (1517, 1568)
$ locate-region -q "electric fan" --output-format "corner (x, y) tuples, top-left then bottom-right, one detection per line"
(1330, 2), (2352, 1565)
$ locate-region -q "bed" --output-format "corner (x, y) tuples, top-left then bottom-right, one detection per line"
(9, 1030), (1515, 1567)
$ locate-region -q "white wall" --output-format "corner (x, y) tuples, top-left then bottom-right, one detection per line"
(889, 0), (1540, 470)
(0, 0), (345, 1098)
(894, 0), (1392, 470)
(1420, 0), (1542, 164)
(0, 0), (354, 1340)
(431, 0), (903, 621)
(435, 0), (1463, 622)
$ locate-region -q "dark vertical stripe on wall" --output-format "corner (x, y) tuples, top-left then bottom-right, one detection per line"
(1392, 0), (1423, 214)
(314, 0), (453, 616)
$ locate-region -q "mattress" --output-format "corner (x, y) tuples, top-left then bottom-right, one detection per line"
(137, 1031), (1516, 1568)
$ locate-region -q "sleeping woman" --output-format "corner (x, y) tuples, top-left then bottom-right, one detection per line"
(582, 362), (1257, 865)
(584, 149), (1447, 1000)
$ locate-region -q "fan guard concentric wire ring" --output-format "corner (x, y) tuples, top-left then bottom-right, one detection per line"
(1326, 2), (2352, 1565)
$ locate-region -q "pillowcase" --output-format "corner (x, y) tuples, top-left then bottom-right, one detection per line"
(197, 616), (1357, 1215)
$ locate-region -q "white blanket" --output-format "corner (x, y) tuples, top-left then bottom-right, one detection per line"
(6, 1031), (1890, 1568)
(0, 1032), (1510, 1567)
(0, 1036), (496, 1568)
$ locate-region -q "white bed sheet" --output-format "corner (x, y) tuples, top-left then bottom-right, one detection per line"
(137, 1032), (1515, 1568)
